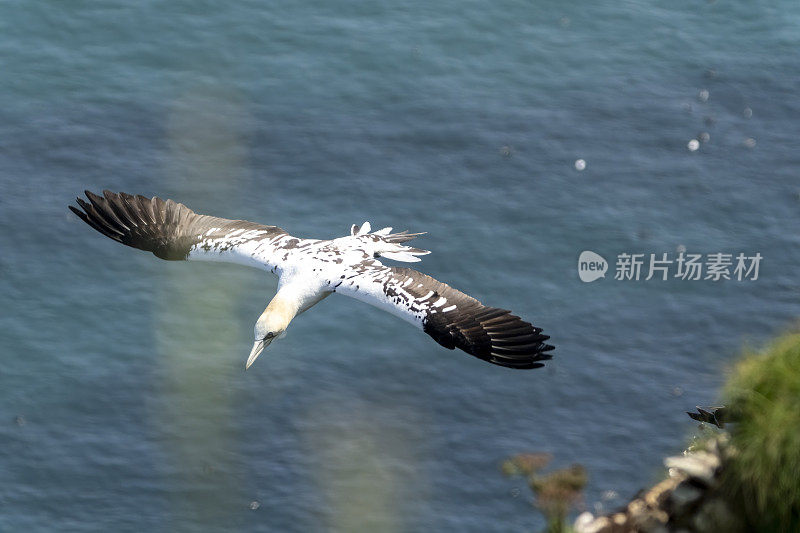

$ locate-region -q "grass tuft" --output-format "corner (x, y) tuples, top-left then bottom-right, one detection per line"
(720, 331), (800, 532)
(502, 453), (585, 533)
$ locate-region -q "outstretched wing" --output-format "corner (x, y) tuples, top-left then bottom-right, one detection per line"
(70, 190), (292, 272)
(335, 263), (554, 369)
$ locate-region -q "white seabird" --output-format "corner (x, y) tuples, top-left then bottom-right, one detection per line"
(70, 191), (553, 370)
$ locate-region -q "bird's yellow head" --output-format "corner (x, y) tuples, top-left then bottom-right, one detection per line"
(246, 299), (294, 369)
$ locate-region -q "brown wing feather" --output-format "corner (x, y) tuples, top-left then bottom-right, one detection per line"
(392, 267), (554, 369)
(70, 190), (285, 260)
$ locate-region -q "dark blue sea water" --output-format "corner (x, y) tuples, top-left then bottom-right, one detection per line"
(1, 2), (799, 531)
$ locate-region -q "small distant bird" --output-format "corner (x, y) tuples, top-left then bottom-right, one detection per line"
(70, 191), (553, 370)
(687, 406), (729, 428)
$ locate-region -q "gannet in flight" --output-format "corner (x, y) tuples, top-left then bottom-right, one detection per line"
(70, 191), (553, 370)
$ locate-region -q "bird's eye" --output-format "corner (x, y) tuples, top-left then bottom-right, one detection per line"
(265, 332), (275, 339)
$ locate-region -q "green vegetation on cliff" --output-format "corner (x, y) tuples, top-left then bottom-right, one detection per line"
(720, 330), (800, 532)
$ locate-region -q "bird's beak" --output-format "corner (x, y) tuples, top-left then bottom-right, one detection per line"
(246, 338), (272, 370)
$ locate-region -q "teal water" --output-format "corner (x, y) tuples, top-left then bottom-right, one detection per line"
(1, 2), (799, 531)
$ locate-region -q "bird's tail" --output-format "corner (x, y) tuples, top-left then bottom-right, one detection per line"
(349, 221), (430, 262)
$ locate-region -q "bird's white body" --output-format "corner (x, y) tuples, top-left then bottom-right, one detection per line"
(187, 223), (432, 330)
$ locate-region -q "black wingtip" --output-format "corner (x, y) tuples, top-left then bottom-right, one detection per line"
(68, 204), (83, 217)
